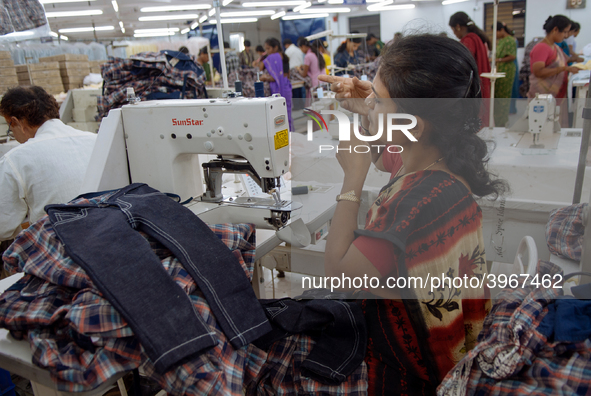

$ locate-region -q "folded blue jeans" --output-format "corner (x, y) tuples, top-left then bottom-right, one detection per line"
(45, 183), (271, 373)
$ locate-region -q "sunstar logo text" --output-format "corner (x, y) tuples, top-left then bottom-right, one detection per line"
(305, 109), (417, 153)
(172, 118), (204, 126)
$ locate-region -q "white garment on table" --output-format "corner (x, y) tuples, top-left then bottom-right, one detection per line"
(285, 44), (304, 69)
(0, 119), (97, 240)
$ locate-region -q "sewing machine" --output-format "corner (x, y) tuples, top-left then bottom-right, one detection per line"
(82, 95), (304, 232)
(508, 93), (562, 149)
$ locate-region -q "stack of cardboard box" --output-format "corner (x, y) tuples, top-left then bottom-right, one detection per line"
(66, 89), (100, 133)
(39, 54), (90, 91)
(89, 60), (105, 74)
(0, 51), (18, 94)
(16, 62), (64, 95)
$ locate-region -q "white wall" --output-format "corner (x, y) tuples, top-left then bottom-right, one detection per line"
(333, 0), (591, 66)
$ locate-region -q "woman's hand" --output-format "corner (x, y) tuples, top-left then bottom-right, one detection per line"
(567, 66), (580, 74)
(318, 74), (372, 115)
(335, 126), (372, 180)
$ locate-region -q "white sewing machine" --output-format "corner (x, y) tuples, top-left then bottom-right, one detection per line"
(508, 93), (562, 149)
(82, 95), (304, 232)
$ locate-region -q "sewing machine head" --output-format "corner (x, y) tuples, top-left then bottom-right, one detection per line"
(121, 95), (290, 201)
(82, 95), (299, 230)
(507, 93), (562, 149)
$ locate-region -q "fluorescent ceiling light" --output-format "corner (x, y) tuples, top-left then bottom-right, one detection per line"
(293, 2), (311, 12)
(138, 14), (199, 21)
(209, 8), (216, 16)
(191, 21), (199, 29)
(140, 5), (211, 12)
(367, 2), (414, 11)
(118, 21), (124, 29)
(242, 1), (306, 7)
(60, 35), (69, 40)
(327, 0), (343, 4)
(442, 0), (469, 4)
(58, 26), (114, 33)
(318, 0), (327, 2)
(50, 31), (59, 37)
(208, 18), (259, 23)
(111, 0), (118, 12)
(300, 7), (350, 12)
(134, 32), (176, 38)
(271, 11), (286, 19)
(282, 13), (329, 20)
(220, 10), (275, 17)
(46, 9), (103, 17)
(366, 0), (385, 2)
(223, 0), (234, 5)
(181, 28), (190, 34)
(199, 15), (208, 22)
(134, 28), (179, 33)
(40, 0), (94, 3)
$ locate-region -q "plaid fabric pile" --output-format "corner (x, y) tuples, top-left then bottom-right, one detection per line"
(1, 0), (47, 35)
(226, 68), (271, 98)
(97, 52), (207, 120)
(1, 190), (367, 395)
(438, 260), (591, 396)
(545, 203), (587, 262)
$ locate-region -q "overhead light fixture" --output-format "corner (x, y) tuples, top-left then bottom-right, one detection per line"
(367, 2), (415, 11)
(282, 13), (329, 20)
(199, 15), (208, 23)
(293, 2), (311, 12)
(301, 7), (350, 13)
(442, 0), (469, 4)
(138, 14), (199, 21)
(209, 8), (216, 16)
(58, 26), (114, 33)
(366, 0), (385, 2)
(327, 0), (343, 4)
(119, 21), (124, 29)
(60, 35), (69, 40)
(220, 10), (275, 17)
(45, 9), (103, 17)
(134, 32), (176, 38)
(366, 0), (392, 7)
(40, 0), (94, 3)
(222, 0), (234, 5)
(318, 0), (327, 2)
(181, 28), (190, 34)
(120, 27), (125, 33)
(111, 0), (118, 12)
(140, 5), (211, 12)
(271, 11), (286, 19)
(208, 18), (259, 23)
(242, 1), (306, 7)
(134, 28), (179, 33)
(50, 31), (59, 37)
(191, 21), (199, 29)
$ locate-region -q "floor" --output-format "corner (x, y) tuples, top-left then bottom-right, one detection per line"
(262, 267), (324, 299)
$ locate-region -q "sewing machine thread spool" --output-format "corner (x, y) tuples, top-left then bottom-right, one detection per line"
(254, 81), (265, 98)
(235, 80), (243, 95)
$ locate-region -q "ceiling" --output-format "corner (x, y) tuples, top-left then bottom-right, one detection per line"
(40, 0), (444, 42)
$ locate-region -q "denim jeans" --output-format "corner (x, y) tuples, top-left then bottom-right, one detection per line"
(45, 183), (271, 374)
(254, 298), (367, 385)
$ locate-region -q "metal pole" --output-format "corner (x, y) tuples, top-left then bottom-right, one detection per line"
(488, 0), (499, 129)
(213, 0), (229, 90)
(572, 81), (591, 204)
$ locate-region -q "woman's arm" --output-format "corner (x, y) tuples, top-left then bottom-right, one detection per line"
(299, 64), (309, 77)
(496, 54), (516, 63)
(260, 74), (275, 82)
(531, 61), (567, 78)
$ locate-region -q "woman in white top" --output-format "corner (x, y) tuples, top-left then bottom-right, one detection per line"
(0, 86), (97, 240)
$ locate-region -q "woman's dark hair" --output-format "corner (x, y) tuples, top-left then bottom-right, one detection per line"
(265, 37), (289, 73)
(570, 21), (580, 32)
(198, 46), (208, 56)
(496, 22), (513, 35)
(0, 86), (60, 126)
(337, 31), (363, 53)
(377, 34), (507, 198)
(543, 15), (571, 33)
(310, 40), (326, 70)
(255, 45), (264, 53)
(449, 11), (492, 49)
(178, 46), (189, 54)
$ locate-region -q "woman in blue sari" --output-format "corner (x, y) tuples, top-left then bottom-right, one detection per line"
(258, 37), (294, 131)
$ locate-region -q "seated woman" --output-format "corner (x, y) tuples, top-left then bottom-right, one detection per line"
(319, 34), (506, 395)
(333, 34), (362, 76)
(257, 37), (293, 131)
